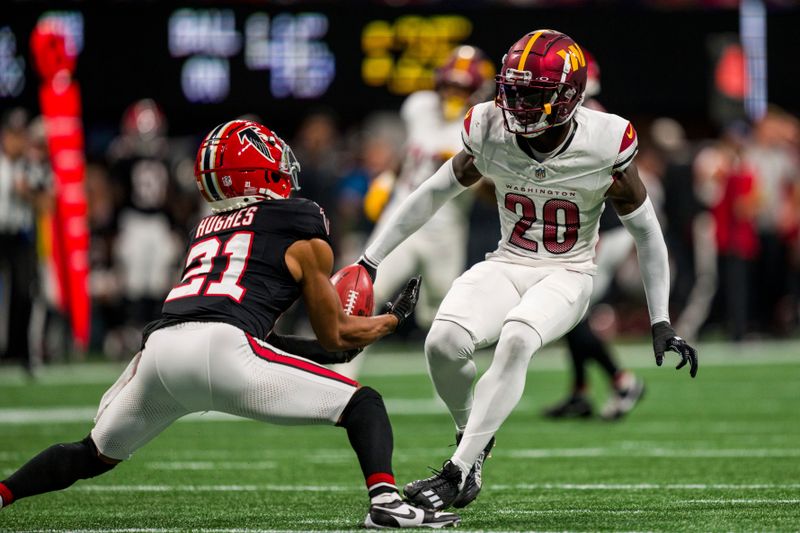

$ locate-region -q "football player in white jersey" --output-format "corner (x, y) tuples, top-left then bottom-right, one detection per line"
(367, 45), (495, 328)
(357, 29), (698, 511)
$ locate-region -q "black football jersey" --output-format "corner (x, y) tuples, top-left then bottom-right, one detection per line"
(110, 155), (174, 216)
(143, 198), (330, 343)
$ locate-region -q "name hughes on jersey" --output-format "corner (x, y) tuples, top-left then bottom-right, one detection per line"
(504, 184), (577, 197)
(195, 206), (258, 238)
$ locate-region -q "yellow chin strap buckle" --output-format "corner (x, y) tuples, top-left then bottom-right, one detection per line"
(543, 103), (552, 115)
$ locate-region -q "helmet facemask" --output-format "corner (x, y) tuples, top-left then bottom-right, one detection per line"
(496, 70), (582, 137)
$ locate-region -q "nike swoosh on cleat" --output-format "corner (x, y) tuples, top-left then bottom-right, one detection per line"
(373, 507), (419, 520)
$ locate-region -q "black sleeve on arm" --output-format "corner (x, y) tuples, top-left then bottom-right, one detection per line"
(266, 333), (358, 364)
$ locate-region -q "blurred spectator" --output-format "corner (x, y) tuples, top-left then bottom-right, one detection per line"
(0, 108), (51, 374)
(334, 112), (405, 264)
(745, 107), (800, 334)
(698, 124), (759, 341)
(106, 99), (182, 344)
(292, 110), (344, 215)
(85, 160), (124, 354)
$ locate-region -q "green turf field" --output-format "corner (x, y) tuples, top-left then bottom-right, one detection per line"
(1, 339), (799, 532)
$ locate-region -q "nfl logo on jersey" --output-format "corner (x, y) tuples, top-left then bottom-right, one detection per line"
(535, 167), (546, 179)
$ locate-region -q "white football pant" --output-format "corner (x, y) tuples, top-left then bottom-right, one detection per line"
(116, 210), (180, 299)
(425, 259), (593, 471)
(91, 322), (359, 460)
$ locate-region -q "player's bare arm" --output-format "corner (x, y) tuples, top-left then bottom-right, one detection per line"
(605, 161), (648, 215)
(606, 162), (698, 378)
(451, 150), (484, 188)
(285, 238), (398, 351)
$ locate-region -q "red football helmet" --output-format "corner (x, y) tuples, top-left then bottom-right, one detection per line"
(122, 99), (166, 140)
(495, 30), (588, 136)
(194, 120), (301, 213)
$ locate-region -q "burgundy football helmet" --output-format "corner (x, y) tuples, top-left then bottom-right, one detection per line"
(195, 120), (301, 213)
(495, 30), (588, 136)
(435, 45), (495, 96)
(436, 45), (495, 120)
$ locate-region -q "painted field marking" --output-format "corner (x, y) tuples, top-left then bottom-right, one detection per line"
(144, 461), (277, 471)
(506, 448), (800, 458)
(70, 483), (800, 493)
(1, 339), (799, 385)
(679, 498), (800, 504)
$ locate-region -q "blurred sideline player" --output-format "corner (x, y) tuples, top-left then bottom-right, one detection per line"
(363, 45), (494, 332)
(0, 120), (460, 529)
(542, 50), (644, 420)
(108, 99), (181, 329)
(358, 30), (698, 511)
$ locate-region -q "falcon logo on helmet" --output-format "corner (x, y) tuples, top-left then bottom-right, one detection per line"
(237, 126), (277, 163)
(195, 120), (301, 213)
(495, 29), (588, 137)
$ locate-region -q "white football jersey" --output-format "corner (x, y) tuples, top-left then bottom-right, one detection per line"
(379, 91), (470, 234)
(462, 102), (638, 274)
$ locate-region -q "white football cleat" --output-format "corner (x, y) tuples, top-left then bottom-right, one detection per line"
(601, 373), (645, 420)
(364, 499), (461, 528)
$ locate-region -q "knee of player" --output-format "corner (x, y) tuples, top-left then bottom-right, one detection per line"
(337, 386), (386, 427)
(498, 321), (542, 360)
(80, 435), (120, 478)
(425, 321), (474, 362)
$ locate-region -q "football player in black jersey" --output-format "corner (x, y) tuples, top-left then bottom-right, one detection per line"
(0, 120), (460, 529)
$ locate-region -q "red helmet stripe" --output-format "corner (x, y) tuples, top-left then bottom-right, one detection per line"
(516, 30), (543, 71)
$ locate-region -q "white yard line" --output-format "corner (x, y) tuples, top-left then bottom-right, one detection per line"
(144, 461), (277, 470)
(507, 448), (800, 458)
(2, 404), (799, 430)
(679, 498), (800, 504)
(491, 483), (800, 490)
(69, 482), (800, 493)
(1, 340), (799, 385)
(74, 484), (358, 492)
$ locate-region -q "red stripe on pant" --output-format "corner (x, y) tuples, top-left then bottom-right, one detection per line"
(366, 472), (396, 488)
(0, 482), (14, 506)
(246, 334), (359, 388)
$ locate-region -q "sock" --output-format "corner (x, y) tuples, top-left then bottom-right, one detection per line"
(425, 321), (477, 430)
(337, 387), (397, 501)
(452, 321), (542, 472)
(2, 435), (116, 502)
(569, 318), (619, 379)
(613, 370), (634, 392)
(367, 474), (401, 504)
(0, 482), (13, 507)
(564, 322), (589, 391)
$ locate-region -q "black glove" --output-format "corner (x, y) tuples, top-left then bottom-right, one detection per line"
(652, 321), (698, 378)
(356, 256), (378, 283)
(384, 276), (422, 328)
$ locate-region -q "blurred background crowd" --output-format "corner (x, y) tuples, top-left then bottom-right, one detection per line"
(1, 0), (799, 374)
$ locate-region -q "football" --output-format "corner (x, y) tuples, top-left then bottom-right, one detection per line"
(330, 264), (375, 317)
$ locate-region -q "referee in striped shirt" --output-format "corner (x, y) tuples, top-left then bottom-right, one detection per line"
(0, 108), (49, 375)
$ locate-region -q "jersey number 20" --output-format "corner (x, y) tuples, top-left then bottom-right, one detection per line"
(505, 194), (580, 254)
(166, 232), (254, 303)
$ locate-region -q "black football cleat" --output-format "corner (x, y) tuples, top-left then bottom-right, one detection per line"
(403, 460), (463, 511)
(364, 499), (461, 529)
(451, 433), (495, 508)
(542, 394), (593, 419)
